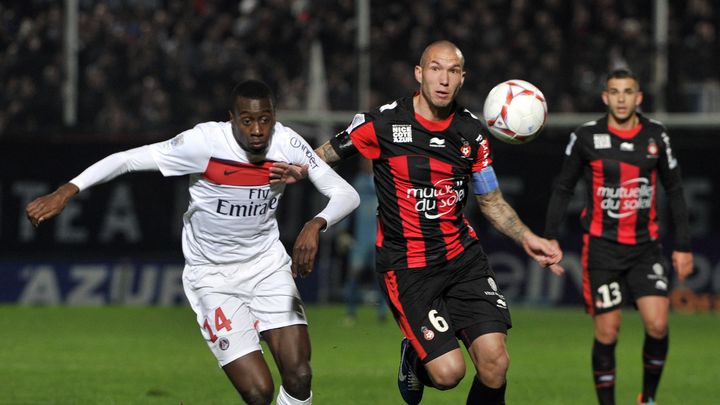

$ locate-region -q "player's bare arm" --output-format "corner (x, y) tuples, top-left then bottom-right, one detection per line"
(26, 183), (79, 228)
(476, 189), (562, 268)
(315, 141), (342, 166)
(476, 189), (530, 243)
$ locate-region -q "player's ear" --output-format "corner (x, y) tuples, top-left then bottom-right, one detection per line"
(228, 110), (234, 121)
(601, 91), (609, 106)
(414, 65), (422, 85)
(635, 91), (643, 106)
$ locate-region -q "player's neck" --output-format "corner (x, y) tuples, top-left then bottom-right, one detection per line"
(413, 93), (453, 121)
(607, 113), (639, 131)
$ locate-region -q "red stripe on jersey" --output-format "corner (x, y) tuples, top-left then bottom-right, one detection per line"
(349, 122), (381, 159)
(648, 170), (659, 239)
(429, 158), (464, 261)
(389, 157), (426, 268)
(589, 160), (605, 237)
(617, 163), (640, 244)
(383, 271), (427, 359)
(581, 234), (595, 315)
(203, 158), (274, 186)
(376, 217), (385, 248)
(414, 111), (455, 132)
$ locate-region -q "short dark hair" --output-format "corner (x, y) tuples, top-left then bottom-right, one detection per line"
(606, 68), (638, 82)
(231, 79), (274, 107)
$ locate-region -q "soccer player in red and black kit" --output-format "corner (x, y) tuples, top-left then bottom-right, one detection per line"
(274, 40), (561, 405)
(544, 69), (694, 405)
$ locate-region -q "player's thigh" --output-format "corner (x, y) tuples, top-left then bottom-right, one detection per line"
(636, 295), (669, 336)
(466, 332), (508, 373)
(261, 324), (311, 374)
(378, 269), (460, 363)
(593, 309), (622, 342)
(222, 350), (274, 397)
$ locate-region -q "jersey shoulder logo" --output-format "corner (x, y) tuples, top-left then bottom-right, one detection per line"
(392, 124), (413, 143)
(620, 142), (634, 151)
(429, 137), (445, 147)
(593, 134), (611, 149)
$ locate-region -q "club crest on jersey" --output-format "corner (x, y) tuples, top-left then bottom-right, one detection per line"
(460, 143), (472, 158)
(392, 124), (413, 143)
(647, 138), (659, 158)
(593, 134), (611, 149)
(421, 326), (435, 341)
(218, 337), (230, 351)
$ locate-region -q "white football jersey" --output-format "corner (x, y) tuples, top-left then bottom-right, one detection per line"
(150, 121), (330, 265)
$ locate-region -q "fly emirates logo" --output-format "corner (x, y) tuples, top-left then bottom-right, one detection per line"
(406, 178), (465, 220)
(596, 178), (654, 219)
(216, 188), (280, 218)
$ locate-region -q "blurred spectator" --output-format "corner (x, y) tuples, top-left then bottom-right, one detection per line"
(1, 0), (719, 139)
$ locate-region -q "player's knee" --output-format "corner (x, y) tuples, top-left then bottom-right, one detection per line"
(281, 361), (312, 394)
(428, 362), (466, 390)
(238, 383), (274, 405)
(478, 350), (509, 387)
(595, 322), (620, 343)
(644, 318), (668, 338)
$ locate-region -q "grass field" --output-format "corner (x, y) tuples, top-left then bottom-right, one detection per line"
(0, 305), (717, 404)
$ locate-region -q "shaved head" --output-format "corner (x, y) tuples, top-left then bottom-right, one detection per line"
(419, 40), (465, 70)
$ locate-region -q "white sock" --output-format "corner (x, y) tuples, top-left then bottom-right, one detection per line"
(276, 385), (312, 405)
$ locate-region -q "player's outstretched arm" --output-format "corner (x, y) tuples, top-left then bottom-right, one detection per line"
(26, 183), (79, 228)
(476, 189), (563, 268)
(26, 145), (161, 228)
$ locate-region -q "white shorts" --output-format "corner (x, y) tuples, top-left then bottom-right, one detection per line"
(182, 242), (307, 367)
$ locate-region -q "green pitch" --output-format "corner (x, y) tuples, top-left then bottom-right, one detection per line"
(0, 305), (716, 404)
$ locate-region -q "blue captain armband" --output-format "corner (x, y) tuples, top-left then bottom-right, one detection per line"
(472, 166), (499, 195)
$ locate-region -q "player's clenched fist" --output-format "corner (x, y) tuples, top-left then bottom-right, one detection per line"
(25, 183), (79, 228)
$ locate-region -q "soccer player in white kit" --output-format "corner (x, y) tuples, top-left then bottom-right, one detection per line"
(26, 80), (360, 405)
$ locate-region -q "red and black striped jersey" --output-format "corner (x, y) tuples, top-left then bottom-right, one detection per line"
(545, 114), (691, 250)
(331, 96), (493, 270)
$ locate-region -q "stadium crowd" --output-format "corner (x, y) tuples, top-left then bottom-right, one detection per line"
(1, 0), (718, 138)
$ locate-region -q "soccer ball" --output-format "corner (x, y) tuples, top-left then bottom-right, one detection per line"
(482, 80), (547, 144)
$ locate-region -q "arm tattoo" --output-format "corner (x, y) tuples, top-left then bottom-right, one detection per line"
(475, 189), (530, 244)
(315, 142), (342, 167)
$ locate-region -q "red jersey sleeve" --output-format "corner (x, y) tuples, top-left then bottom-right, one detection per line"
(471, 135), (492, 172)
(349, 121), (381, 160)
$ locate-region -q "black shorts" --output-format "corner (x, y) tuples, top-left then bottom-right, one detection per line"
(377, 243), (512, 363)
(581, 234), (669, 315)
